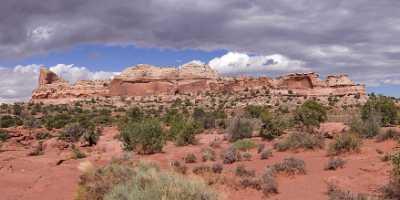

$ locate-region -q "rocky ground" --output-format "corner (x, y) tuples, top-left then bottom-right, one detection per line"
(1, 123), (398, 200)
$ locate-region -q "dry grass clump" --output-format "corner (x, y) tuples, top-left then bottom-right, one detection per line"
(376, 128), (400, 142)
(324, 157), (346, 171)
(76, 161), (220, 200)
(271, 157), (306, 175)
(328, 133), (362, 156)
(235, 164), (256, 177)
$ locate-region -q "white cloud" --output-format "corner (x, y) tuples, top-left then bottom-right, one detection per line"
(49, 64), (118, 83)
(208, 52), (309, 75)
(0, 64), (117, 103)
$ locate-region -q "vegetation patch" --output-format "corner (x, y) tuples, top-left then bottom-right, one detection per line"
(274, 132), (324, 151)
(324, 157), (346, 171)
(232, 139), (257, 151)
(328, 133), (362, 156)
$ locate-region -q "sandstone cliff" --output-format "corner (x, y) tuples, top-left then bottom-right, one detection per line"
(31, 63), (367, 107)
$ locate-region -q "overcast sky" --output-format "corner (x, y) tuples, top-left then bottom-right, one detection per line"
(1, 0), (400, 102)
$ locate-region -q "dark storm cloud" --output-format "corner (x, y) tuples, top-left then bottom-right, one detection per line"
(1, 0), (400, 86)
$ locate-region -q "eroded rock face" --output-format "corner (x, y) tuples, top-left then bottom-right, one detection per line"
(109, 63), (219, 96)
(32, 68), (110, 104)
(31, 63), (367, 107)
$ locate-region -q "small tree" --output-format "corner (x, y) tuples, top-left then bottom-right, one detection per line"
(294, 100), (327, 129)
(227, 117), (253, 142)
(361, 95), (398, 126)
(120, 118), (165, 154)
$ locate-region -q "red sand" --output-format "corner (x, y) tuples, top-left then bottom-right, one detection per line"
(0, 124), (397, 200)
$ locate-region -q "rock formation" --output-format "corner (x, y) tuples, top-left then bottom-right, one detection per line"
(31, 63), (367, 107)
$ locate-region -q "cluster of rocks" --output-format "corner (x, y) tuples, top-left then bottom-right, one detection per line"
(31, 63), (367, 108)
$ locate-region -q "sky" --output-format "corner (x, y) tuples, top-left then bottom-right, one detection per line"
(1, 0), (400, 102)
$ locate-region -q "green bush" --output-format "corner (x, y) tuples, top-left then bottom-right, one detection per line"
(126, 107), (144, 123)
(328, 133), (362, 156)
(361, 95), (398, 126)
(227, 117), (253, 142)
(0, 130), (10, 142)
(245, 105), (267, 118)
(183, 153), (197, 163)
(120, 118), (165, 154)
(259, 110), (288, 140)
(232, 139), (257, 151)
(169, 120), (199, 146)
(274, 132), (324, 151)
(0, 115), (23, 128)
(59, 123), (86, 143)
(44, 113), (72, 129)
(35, 132), (51, 140)
(294, 100), (327, 128)
(350, 116), (380, 138)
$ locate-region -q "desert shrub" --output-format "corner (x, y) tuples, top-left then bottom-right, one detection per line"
(350, 116), (380, 138)
(245, 105), (267, 118)
(381, 151), (400, 199)
(59, 123), (86, 143)
(211, 163), (223, 174)
(328, 133), (362, 156)
(192, 108), (226, 130)
(259, 110), (288, 140)
(235, 164), (256, 177)
(324, 157), (346, 171)
(242, 152), (252, 161)
(101, 162), (219, 200)
(232, 139), (257, 151)
(119, 118), (165, 154)
(201, 148), (216, 162)
(76, 161), (137, 200)
(183, 153), (197, 163)
(170, 160), (188, 174)
(43, 113), (72, 129)
(294, 100), (327, 128)
(71, 146), (86, 159)
(170, 120), (199, 146)
(163, 108), (184, 126)
(23, 117), (42, 128)
(327, 183), (378, 200)
(240, 178), (262, 190)
(0, 130), (10, 142)
(376, 128), (400, 142)
(0, 115), (23, 128)
(261, 168), (279, 195)
(82, 125), (101, 146)
(274, 132), (324, 151)
(125, 107), (144, 122)
(192, 164), (212, 175)
(222, 147), (241, 164)
(361, 95), (398, 126)
(260, 149), (273, 160)
(227, 117), (253, 142)
(272, 157), (306, 175)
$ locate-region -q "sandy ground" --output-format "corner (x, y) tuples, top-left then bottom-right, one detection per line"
(0, 124), (398, 200)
